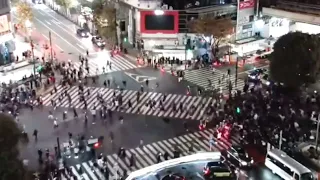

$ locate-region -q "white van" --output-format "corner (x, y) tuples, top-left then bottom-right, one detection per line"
(265, 149), (314, 180)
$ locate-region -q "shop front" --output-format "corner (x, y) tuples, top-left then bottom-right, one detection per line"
(0, 13), (15, 66)
(255, 17), (320, 39)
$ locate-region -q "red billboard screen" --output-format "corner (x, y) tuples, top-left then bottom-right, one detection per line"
(140, 10), (179, 34)
(239, 0), (255, 10)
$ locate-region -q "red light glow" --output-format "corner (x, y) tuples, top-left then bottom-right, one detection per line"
(94, 143), (100, 148)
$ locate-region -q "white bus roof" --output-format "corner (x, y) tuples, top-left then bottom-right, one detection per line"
(267, 149), (311, 174)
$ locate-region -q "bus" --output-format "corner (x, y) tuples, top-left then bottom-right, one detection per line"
(265, 149), (314, 180)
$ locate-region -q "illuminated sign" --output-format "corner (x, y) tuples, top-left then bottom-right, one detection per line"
(271, 19), (283, 27)
(140, 10), (179, 34)
(0, 15), (9, 35)
(239, 0), (255, 10)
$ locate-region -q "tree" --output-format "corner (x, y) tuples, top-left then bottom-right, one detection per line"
(188, 17), (234, 57)
(55, 0), (73, 15)
(269, 32), (320, 89)
(0, 114), (29, 180)
(16, 2), (33, 33)
(92, 1), (117, 44)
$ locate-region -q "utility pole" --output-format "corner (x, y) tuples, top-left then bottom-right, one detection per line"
(235, 57), (239, 87)
(57, 137), (61, 158)
(30, 40), (36, 76)
(114, 3), (119, 46)
(184, 34), (187, 62)
(279, 130), (283, 150)
(316, 114), (320, 151)
(49, 31), (54, 62)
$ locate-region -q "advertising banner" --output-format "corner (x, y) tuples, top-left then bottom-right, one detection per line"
(140, 10), (179, 34)
(0, 14), (10, 35)
(239, 0), (255, 10)
(236, 0), (255, 40)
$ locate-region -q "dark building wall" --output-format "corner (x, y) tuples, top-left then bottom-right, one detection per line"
(163, 0), (234, 9)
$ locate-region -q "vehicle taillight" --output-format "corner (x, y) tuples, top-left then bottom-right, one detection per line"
(199, 124), (205, 131)
(204, 168), (210, 175)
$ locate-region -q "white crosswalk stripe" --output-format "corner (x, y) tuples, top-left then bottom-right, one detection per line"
(183, 68), (246, 92)
(39, 85), (214, 120)
(61, 129), (242, 180)
(73, 55), (138, 77)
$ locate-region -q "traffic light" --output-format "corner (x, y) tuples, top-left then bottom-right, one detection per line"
(236, 107), (241, 114)
(36, 65), (43, 73)
(123, 37), (127, 42)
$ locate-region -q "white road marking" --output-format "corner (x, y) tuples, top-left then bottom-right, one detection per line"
(45, 20), (51, 25)
(34, 17), (83, 53)
(42, 34), (49, 40)
(39, 8), (80, 33)
(55, 45), (63, 51)
(77, 43), (85, 49)
(38, 10), (45, 15)
(51, 19), (60, 24)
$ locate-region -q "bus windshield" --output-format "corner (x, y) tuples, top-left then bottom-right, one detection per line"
(300, 172), (314, 180)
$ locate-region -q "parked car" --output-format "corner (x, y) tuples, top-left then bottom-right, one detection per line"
(91, 36), (105, 48)
(76, 28), (90, 38)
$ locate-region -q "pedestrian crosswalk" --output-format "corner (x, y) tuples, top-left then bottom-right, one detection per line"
(39, 85), (213, 120)
(183, 68), (246, 92)
(74, 55), (138, 77)
(63, 128), (241, 180)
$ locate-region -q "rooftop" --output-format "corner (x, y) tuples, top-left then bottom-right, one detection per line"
(274, 0), (320, 16)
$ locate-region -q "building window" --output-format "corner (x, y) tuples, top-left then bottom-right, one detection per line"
(0, 0), (8, 9)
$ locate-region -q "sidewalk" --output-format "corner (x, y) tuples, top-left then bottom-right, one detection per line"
(0, 35), (43, 78)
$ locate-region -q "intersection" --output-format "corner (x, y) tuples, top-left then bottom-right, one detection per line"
(11, 2), (284, 180)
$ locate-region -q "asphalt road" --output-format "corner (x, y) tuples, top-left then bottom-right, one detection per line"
(85, 67), (188, 94)
(14, 3), (102, 62)
(11, 3), (307, 179)
(19, 105), (199, 169)
(216, 58), (269, 75)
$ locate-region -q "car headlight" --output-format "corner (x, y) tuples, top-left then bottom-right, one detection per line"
(241, 161), (247, 166)
(266, 81), (270, 86)
(81, 33), (85, 36)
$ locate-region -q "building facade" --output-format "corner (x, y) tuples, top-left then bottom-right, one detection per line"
(253, 0), (320, 39)
(117, 0), (237, 50)
(0, 0), (15, 66)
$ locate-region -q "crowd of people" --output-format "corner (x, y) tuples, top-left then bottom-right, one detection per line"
(2, 49), (320, 179)
(225, 83), (318, 155)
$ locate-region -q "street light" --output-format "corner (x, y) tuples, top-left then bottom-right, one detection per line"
(49, 31), (54, 62)
(30, 39), (36, 76)
(315, 113), (320, 151)
(154, 10), (164, 16)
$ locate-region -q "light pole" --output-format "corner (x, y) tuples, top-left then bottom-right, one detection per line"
(226, 34), (232, 64)
(57, 137), (61, 158)
(49, 31), (54, 62)
(279, 130), (283, 150)
(184, 34), (187, 62)
(30, 39), (36, 76)
(235, 57), (239, 88)
(315, 114), (320, 150)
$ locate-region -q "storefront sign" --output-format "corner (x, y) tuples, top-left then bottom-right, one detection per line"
(239, 0), (255, 10)
(236, 0), (255, 40)
(271, 19), (283, 27)
(0, 15), (10, 35)
(238, 16), (250, 25)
